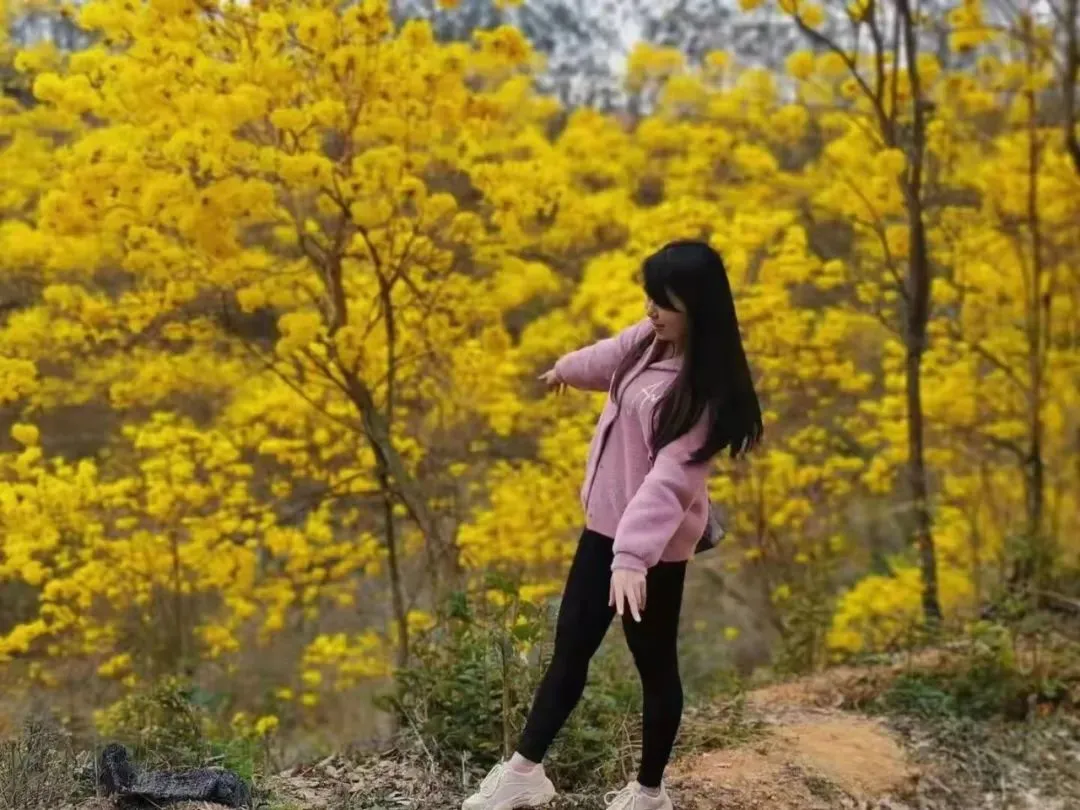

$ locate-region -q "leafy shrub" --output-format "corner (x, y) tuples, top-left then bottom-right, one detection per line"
(380, 574), (646, 791)
(773, 586), (838, 675)
(94, 676), (264, 781)
(880, 673), (958, 718)
(879, 621), (1073, 720)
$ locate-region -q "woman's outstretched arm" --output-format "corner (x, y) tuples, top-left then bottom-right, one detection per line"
(549, 319), (653, 392)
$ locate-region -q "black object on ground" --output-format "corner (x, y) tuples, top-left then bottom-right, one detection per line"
(98, 743), (252, 808)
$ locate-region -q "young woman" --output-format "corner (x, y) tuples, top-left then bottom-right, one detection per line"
(463, 240), (763, 810)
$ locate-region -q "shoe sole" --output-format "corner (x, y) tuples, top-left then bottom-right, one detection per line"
(498, 790), (556, 810)
(464, 786), (557, 810)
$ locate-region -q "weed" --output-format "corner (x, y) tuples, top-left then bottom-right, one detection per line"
(0, 715), (80, 810)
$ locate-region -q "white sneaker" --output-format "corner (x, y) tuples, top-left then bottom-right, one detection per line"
(604, 781), (673, 810)
(462, 761), (557, 810)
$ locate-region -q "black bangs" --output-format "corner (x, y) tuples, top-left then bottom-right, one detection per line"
(643, 257), (677, 311)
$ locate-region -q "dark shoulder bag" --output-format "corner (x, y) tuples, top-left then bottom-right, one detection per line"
(694, 501), (726, 555)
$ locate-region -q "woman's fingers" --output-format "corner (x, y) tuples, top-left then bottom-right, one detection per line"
(538, 369), (563, 391)
(539, 376), (565, 395)
(610, 571), (646, 622)
(613, 577), (630, 618)
(627, 586), (642, 623)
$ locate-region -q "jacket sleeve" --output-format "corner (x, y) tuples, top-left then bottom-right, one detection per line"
(611, 409), (712, 572)
(553, 319), (653, 393)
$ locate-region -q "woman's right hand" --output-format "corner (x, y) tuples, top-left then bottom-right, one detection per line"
(538, 368), (566, 394)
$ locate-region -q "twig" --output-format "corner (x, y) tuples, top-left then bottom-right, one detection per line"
(401, 708), (437, 773)
(1037, 590), (1080, 615)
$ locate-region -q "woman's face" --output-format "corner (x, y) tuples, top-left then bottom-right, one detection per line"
(646, 293), (688, 348)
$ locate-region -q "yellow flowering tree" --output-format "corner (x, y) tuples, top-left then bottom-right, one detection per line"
(749, 0), (1080, 651)
(0, 0), (578, 714)
(1, 0), (1079, 731)
(925, 14), (1080, 590)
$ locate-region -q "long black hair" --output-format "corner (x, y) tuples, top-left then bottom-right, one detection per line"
(611, 240), (763, 464)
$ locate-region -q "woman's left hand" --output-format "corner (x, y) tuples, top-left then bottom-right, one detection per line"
(609, 568), (647, 622)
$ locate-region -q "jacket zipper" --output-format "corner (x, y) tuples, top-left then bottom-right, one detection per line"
(583, 418), (615, 512)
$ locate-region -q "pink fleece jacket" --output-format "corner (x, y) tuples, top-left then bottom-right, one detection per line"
(554, 319), (712, 573)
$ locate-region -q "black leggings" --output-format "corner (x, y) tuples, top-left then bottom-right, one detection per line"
(517, 529), (687, 788)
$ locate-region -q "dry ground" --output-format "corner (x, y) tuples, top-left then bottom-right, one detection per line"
(48, 658), (1080, 810)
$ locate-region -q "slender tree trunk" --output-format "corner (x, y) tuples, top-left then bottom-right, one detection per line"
(171, 531), (185, 673)
(381, 469), (410, 668)
(905, 345), (941, 622)
(1021, 447), (1046, 582)
(1064, 0), (1079, 175)
(1019, 29), (1050, 588)
(969, 502), (984, 610)
(380, 276), (409, 668)
(898, 0), (942, 624)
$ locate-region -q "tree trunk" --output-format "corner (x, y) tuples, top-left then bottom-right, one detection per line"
(1064, 0), (1079, 175)
(381, 470), (410, 669)
(1017, 36), (1050, 589)
(171, 531), (185, 673)
(380, 275), (409, 668)
(898, 0), (942, 625)
(1020, 449), (1046, 584)
(905, 344), (941, 623)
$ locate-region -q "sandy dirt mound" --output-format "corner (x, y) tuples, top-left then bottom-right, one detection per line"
(672, 701), (918, 809)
